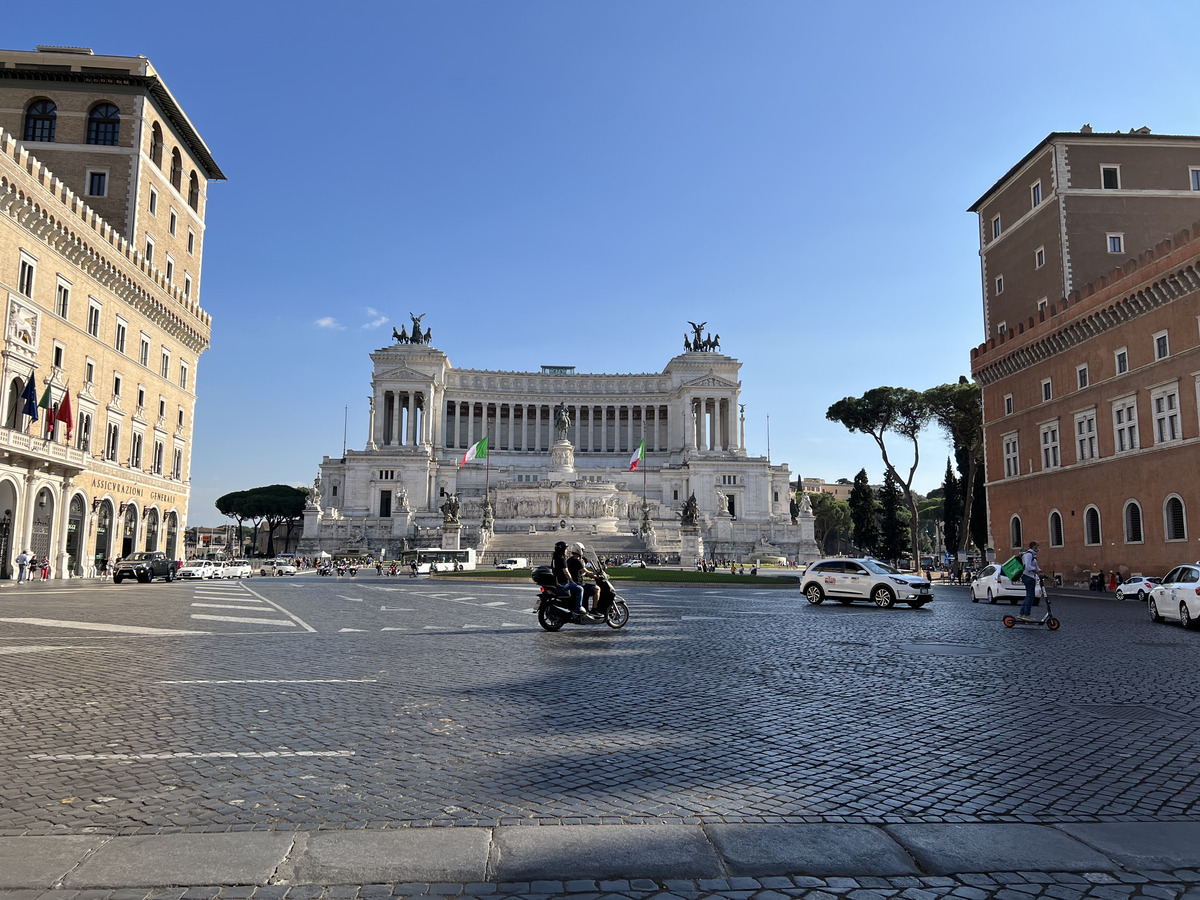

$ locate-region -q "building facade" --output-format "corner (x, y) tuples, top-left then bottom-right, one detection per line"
(970, 128), (1200, 582)
(301, 332), (818, 563)
(0, 46), (221, 576)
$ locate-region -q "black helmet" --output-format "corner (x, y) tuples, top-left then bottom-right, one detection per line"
(554, 541), (568, 553)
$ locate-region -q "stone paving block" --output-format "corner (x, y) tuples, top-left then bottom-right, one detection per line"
(0, 836), (106, 889)
(707, 824), (919, 878)
(883, 826), (1114, 876)
(490, 826), (721, 882)
(62, 835), (294, 890)
(278, 829), (489, 885)
(1060, 825), (1200, 873)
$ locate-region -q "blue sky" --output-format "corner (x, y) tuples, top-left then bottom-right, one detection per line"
(9, 2), (1199, 524)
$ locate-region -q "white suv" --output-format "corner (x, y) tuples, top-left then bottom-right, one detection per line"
(801, 557), (933, 608)
(1148, 563), (1200, 627)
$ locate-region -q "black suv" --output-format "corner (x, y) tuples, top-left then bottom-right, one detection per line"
(113, 551), (175, 584)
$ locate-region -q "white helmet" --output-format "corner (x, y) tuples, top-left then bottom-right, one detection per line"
(570, 542), (587, 555)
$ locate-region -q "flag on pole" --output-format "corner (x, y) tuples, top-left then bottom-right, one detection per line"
(37, 384), (51, 413)
(461, 436), (488, 466)
(628, 438), (645, 471)
(20, 377), (38, 422)
(38, 384), (52, 437)
(55, 390), (74, 440)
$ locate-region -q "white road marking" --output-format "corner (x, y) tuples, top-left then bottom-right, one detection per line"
(337, 596), (364, 602)
(158, 678), (378, 684)
(483, 601), (507, 607)
(29, 750), (355, 761)
(191, 603), (270, 611)
(239, 584), (317, 632)
(463, 624), (487, 629)
(681, 615), (727, 621)
(501, 623), (525, 628)
(381, 627), (406, 631)
(0, 617), (208, 636)
(190, 614), (297, 627)
(0, 644), (84, 654)
(338, 628), (367, 632)
(380, 606), (415, 611)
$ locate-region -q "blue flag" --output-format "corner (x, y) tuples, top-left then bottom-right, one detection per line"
(20, 377), (38, 422)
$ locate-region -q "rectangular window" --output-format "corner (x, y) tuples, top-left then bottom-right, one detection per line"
(1077, 364), (1089, 389)
(177, 408), (184, 428)
(158, 398), (166, 420)
(17, 253), (35, 297)
(1040, 423), (1060, 469)
(87, 299), (101, 337)
(997, 321), (1007, 336)
(144, 236), (154, 263)
(995, 275), (1004, 295)
(1101, 165), (1120, 190)
(114, 319), (127, 354)
(1075, 410), (1097, 461)
(1031, 181), (1042, 207)
(1003, 434), (1020, 478)
(86, 170), (107, 197)
(1108, 233), (1124, 254)
(84, 358), (95, 386)
(1035, 246), (1045, 268)
(169, 209), (177, 236)
(1114, 397), (1138, 452)
(160, 349), (170, 379)
(137, 386), (146, 410)
(152, 440), (164, 475)
(179, 361), (189, 390)
(992, 215), (1002, 239)
(1191, 168), (1200, 191)
(77, 412), (91, 453)
(165, 254), (174, 283)
(1004, 394), (1013, 416)
(183, 273), (192, 299)
(105, 422), (120, 461)
(1042, 379), (1053, 402)
(54, 277), (70, 318)
(1115, 347), (1129, 374)
(148, 188), (157, 216)
(52, 343), (64, 370)
(139, 334), (150, 367)
(1154, 330), (1170, 360)
(187, 228), (195, 255)
(1153, 385), (1181, 444)
(112, 374), (122, 398)
(1037, 298), (1048, 315)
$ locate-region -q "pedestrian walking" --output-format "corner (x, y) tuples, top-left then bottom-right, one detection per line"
(16, 549), (29, 583)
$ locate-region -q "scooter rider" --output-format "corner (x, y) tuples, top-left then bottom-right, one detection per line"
(1019, 540), (1042, 621)
(552, 540), (586, 616)
(568, 542), (597, 615)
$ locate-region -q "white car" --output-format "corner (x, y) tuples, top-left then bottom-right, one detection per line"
(260, 559), (298, 577)
(970, 563), (1043, 605)
(1115, 575), (1161, 602)
(801, 557), (933, 608)
(220, 559), (252, 579)
(178, 559), (218, 580)
(1148, 564), (1200, 628)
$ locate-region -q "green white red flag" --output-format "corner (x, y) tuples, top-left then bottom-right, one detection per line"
(628, 438), (645, 471)
(461, 436), (488, 466)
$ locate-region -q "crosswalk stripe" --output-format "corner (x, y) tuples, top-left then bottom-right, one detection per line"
(0, 617), (208, 636)
(191, 603), (269, 611)
(189, 614), (296, 627)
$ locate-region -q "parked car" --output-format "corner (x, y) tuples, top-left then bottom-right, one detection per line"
(178, 559), (218, 580)
(260, 559), (298, 576)
(219, 559), (252, 579)
(495, 557), (528, 569)
(970, 563), (1042, 605)
(1115, 575), (1161, 602)
(619, 559), (647, 568)
(801, 557), (933, 608)
(112, 551), (175, 584)
(1148, 564), (1200, 627)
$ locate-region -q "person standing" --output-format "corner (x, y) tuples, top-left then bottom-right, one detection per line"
(16, 549), (29, 583)
(1019, 540), (1043, 620)
(39, 555), (50, 580)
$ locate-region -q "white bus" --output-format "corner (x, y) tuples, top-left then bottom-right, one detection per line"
(397, 547), (476, 573)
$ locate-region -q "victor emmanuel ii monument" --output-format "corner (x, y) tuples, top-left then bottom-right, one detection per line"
(298, 321), (818, 563)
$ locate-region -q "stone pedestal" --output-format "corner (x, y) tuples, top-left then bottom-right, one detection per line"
(391, 508), (413, 536)
(679, 526), (703, 569)
(550, 440), (575, 475)
(711, 514), (733, 544)
(441, 522), (461, 550)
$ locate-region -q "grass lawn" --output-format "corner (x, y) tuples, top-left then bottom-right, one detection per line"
(437, 567), (801, 586)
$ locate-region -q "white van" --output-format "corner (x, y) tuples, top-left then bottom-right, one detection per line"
(496, 557), (528, 569)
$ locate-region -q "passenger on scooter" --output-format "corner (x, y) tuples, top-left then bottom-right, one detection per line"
(552, 540), (586, 616)
(568, 542), (597, 614)
(1019, 540), (1042, 620)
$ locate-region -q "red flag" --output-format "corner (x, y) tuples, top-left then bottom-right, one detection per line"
(55, 390), (73, 440)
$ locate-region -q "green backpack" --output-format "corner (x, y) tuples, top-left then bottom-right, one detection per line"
(1000, 555), (1025, 581)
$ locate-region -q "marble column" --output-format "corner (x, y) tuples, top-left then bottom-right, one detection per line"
(56, 477), (73, 578)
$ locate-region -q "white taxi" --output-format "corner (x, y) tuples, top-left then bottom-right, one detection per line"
(801, 557), (933, 608)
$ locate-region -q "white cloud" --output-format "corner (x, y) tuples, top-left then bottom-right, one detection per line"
(315, 316), (343, 330)
(361, 307), (389, 329)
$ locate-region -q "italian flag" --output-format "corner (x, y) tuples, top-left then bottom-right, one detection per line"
(628, 438), (645, 471)
(461, 436), (488, 466)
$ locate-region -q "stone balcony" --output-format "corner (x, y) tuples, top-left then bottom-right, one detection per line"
(0, 426), (89, 472)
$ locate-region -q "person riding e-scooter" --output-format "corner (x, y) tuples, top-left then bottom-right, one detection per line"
(1019, 540), (1042, 621)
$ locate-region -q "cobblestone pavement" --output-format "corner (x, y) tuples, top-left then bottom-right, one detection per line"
(0, 575), (1195, 894)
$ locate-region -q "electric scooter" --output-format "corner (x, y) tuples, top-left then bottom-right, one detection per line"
(1003, 576), (1060, 630)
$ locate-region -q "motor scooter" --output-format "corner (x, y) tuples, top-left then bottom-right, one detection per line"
(1003, 576), (1060, 630)
(532, 550), (630, 631)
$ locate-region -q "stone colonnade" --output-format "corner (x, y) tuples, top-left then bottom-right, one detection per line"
(443, 401), (673, 454)
(687, 396), (739, 453)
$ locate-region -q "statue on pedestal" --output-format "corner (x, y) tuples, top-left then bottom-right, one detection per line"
(309, 474), (321, 508)
(554, 404), (572, 443)
(680, 493), (700, 527)
(395, 483), (408, 509)
(441, 492), (460, 524)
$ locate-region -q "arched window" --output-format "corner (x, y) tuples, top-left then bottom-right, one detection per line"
(187, 171), (199, 210)
(86, 103), (120, 146)
(1084, 506), (1102, 546)
(5, 377), (23, 428)
(1049, 510), (1064, 547)
(1165, 495), (1187, 542)
(170, 148), (182, 190)
(150, 123), (163, 167)
(1010, 515), (1022, 549)
(23, 99), (56, 142)
(1123, 500), (1143, 543)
